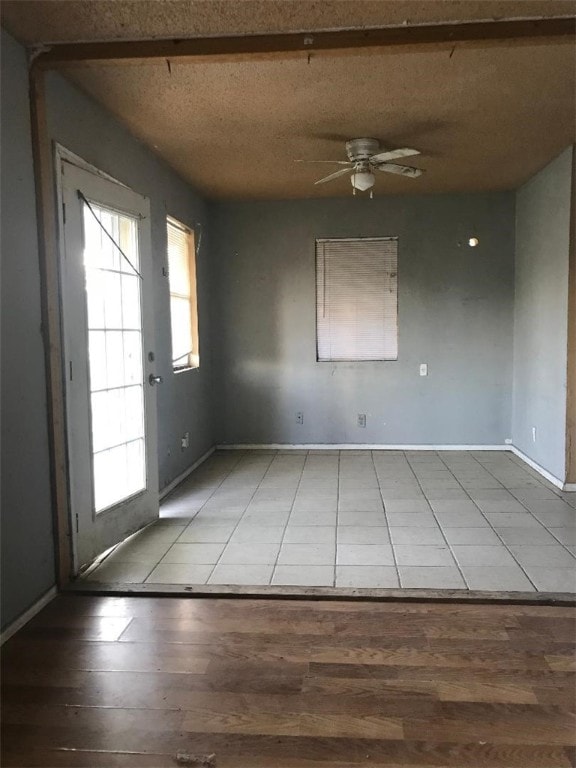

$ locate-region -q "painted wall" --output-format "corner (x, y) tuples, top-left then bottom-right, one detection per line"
(1, 30), (56, 629)
(512, 147), (573, 481)
(211, 193), (515, 446)
(1, 29), (217, 629)
(44, 71), (217, 491)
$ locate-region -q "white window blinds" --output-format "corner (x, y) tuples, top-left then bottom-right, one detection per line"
(316, 237), (398, 362)
(167, 217), (199, 370)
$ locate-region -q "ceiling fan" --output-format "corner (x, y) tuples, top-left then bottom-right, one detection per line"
(296, 138), (424, 196)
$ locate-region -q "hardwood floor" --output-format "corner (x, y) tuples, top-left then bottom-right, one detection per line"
(2, 595), (575, 766)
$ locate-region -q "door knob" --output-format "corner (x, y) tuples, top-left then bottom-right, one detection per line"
(149, 374), (163, 386)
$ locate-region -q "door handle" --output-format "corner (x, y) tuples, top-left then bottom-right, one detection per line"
(149, 374), (163, 386)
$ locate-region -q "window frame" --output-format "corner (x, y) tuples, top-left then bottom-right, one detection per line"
(166, 215), (199, 373)
(315, 236), (399, 363)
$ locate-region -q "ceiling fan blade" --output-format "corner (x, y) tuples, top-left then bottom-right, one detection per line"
(295, 159), (353, 165)
(315, 167), (354, 185)
(376, 163), (424, 178)
(370, 148), (421, 164)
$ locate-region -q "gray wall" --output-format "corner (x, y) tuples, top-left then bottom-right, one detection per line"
(1, 29), (217, 629)
(512, 147), (573, 481)
(1, 30), (56, 629)
(44, 71), (217, 491)
(211, 193), (515, 445)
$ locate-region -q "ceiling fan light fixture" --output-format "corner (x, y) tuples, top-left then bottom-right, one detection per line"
(351, 171), (375, 192)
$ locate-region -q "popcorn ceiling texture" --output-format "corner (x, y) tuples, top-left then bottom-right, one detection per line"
(2, 0), (574, 200)
(56, 42), (574, 199)
(2, 1), (573, 44)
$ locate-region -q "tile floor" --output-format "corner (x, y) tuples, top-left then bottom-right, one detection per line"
(83, 449), (576, 593)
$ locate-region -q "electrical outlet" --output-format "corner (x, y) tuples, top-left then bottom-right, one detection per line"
(357, 413), (366, 428)
(181, 432), (189, 450)
(505, 438), (512, 445)
(296, 412), (304, 425)
(532, 427), (537, 443)
(420, 363), (428, 376)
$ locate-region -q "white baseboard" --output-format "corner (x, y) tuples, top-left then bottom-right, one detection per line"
(217, 443), (509, 451)
(1, 586), (58, 646)
(509, 446), (565, 490)
(159, 446), (215, 500)
(563, 483), (576, 492)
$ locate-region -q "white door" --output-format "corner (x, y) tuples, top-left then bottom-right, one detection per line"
(60, 160), (159, 570)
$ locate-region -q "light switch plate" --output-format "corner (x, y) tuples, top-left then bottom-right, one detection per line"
(420, 363), (428, 376)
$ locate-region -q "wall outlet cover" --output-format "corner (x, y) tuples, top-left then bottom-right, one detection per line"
(357, 414), (366, 428)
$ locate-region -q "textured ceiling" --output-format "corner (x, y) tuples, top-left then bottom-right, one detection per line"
(2, 0), (574, 43)
(59, 41), (576, 199)
(2, 1), (575, 200)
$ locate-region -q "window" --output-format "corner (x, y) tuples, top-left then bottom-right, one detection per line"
(167, 216), (199, 370)
(316, 237), (398, 362)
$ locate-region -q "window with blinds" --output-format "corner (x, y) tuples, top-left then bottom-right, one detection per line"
(316, 237), (398, 362)
(167, 216), (199, 370)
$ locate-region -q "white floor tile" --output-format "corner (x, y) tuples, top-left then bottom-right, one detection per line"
(508, 545), (576, 568)
(104, 542), (172, 564)
(337, 544), (395, 566)
(382, 499), (431, 513)
(219, 542), (281, 565)
(338, 511), (387, 526)
(390, 527), (445, 546)
(178, 523), (237, 543)
(493, 527), (560, 546)
(228, 526), (285, 544)
(81, 450), (575, 594)
(337, 526), (390, 545)
(386, 512), (439, 528)
(289, 510), (337, 526)
(429, 501), (479, 514)
(435, 511), (489, 528)
(532, 511), (576, 528)
(242, 511), (290, 526)
(549, 528), (576, 545)
(338, 499), (384, 512)
(336, 566), (399, 588)
(474, 500), (528, 513)
(283, 526), (336, 544)
(399, 566), (466, 589)
(441, 527), (502, 546)
(520, 567), (576, 592)
(277, 543), (335, 566)
(159, 542), (226, 564)
(85, 561), (153, 583)
(451, 545), (517, 567)
(461, 566), (535, 592)
(208, 564), (273, 585)
(525, 500), (575, 515)
(394, 546), (456, 567)
(272, 565), (334, 586)
(145, 563), (213, 584)
(423, 489), (469, 500)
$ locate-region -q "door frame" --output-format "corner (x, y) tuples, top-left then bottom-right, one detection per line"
(57, 150), (159, 572)
(27, 20), (576, 590)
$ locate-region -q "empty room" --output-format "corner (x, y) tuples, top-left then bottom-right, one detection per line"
(1, 1), (576, 764)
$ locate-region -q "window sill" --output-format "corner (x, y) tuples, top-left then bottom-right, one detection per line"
(173, 365), (200, 375)
(316, 359), (398, 363)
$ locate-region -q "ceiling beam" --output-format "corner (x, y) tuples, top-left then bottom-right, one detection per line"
(32, 16), (575, 68)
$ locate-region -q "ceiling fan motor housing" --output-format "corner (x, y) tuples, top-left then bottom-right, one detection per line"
(346, 138), (380, 162)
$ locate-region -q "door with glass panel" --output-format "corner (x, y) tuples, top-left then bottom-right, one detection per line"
(60, 161), (159, 570)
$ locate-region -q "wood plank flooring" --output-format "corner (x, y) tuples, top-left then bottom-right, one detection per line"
(2, 595), (575, 767)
